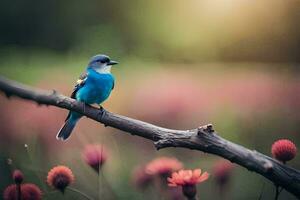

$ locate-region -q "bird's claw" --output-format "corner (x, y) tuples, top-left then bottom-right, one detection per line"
(97, 106), (106, 121)
(82, 103), (87, 113)
(99, 105), (104, 111)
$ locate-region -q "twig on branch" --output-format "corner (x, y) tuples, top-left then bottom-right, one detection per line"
(0, 76), (299, 199)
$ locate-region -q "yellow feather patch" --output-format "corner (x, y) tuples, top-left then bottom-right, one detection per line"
(76, 79), (83, 85)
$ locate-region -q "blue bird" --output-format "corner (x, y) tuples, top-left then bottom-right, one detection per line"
(56, 54), (118, 140)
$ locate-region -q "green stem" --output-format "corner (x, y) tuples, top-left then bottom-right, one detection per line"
(67, 187), (94, 200)
(44, 191), (59, 200)
(16, 183), (21, 200)
(187, 197), (198, 200)
(98, 173), (100, 200)
(258, 181), (265, 200)
(274, 186), (279, 200)
(24, 142), (47, 191)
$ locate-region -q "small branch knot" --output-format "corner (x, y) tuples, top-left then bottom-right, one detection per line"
(154, 139), (172, 150)
(197, 124), (214, 135)
(55, 97), (66, 105)
(52, 89), (57, 95)
(205, 124), (214, 132)
(263, 162), (273, 173)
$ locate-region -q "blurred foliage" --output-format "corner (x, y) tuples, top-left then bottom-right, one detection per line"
(0, 0), (300, 62)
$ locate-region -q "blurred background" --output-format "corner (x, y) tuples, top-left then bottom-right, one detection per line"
(0, 0), (300, 199)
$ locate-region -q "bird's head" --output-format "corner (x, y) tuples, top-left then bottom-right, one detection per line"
(88, 54), (118, 74)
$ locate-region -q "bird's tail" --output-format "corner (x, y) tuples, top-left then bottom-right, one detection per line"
(56, 117), (79, 141)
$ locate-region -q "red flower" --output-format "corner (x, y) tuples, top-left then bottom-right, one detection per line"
(132, 166), (152, 190)
(168, 169), (209, 199)
(12, 170), (24, 184)
(213, 160), (234, 186)
(47, 166), (74, 192)
(82, 144), (108, 172)
(271, 139), (297, 163)
(145, 157), (183, 176)
(168, 169), (209, 187)
(3, 184), (42, 200)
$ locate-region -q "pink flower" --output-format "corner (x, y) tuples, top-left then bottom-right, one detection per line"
(168, 169), (209, 187)
(213, 160), (234, 186)
(47, 166), (74, 192)
(82, 144), (108, 172)
(3, 184), (42, 200)
(12, 170), (24, 184)
(168, 169), (209, 199)
(271, 139), (297, 163)
(145, 157), (183, 176)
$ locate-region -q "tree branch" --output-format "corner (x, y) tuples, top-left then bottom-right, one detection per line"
(0, 76), (299, 199)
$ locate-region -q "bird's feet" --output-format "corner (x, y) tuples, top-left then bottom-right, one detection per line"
(82, 103), (88, 113)
(99, 105), (104, 111)
(97, 105), (106, 121)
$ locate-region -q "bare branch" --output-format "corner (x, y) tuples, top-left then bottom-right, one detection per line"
(0, 76), (299, 199)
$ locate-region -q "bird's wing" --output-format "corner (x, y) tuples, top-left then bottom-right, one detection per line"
(65, 72), (87, 121)
(70, 72), (87, 99)
(112, 80), (115, 90)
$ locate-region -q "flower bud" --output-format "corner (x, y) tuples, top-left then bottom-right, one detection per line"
(271, 139), (297, 163)
(47, 166), (74, 192)
(12, 170), (23, 184)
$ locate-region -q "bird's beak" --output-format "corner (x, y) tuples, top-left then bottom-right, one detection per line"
(107, 60), (118, 65)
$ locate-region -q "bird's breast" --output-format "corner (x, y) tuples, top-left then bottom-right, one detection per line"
(76, 73), (114, 104)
